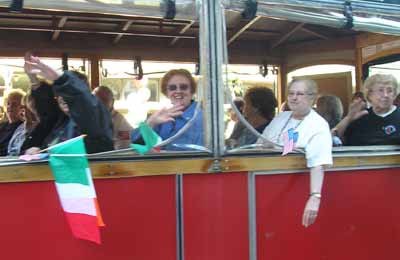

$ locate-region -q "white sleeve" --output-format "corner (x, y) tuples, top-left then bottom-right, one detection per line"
(305, 126), (333, 168)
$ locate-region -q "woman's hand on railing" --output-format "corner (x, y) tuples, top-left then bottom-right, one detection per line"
(24, 147), (41, 155)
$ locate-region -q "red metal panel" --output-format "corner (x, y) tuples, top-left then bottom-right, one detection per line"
(0, 176), (176, 260)
(256, 168), (400, 260)
(183, 172), (249, 260)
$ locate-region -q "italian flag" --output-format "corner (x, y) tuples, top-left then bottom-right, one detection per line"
(131, 121), (162, 154)
(48, 136), (104, 244)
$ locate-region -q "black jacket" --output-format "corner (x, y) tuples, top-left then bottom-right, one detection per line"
(0, 121), (22, 156)
(20, 83), (62, 154)
(43, 71), (114, 153)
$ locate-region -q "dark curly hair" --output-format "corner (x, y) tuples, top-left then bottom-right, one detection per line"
(244, 86), (277, 121)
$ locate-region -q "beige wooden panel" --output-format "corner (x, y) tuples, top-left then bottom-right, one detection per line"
(0, 153), (400, 183)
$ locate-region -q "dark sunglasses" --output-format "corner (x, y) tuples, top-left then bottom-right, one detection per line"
(167, 83), (190, 92)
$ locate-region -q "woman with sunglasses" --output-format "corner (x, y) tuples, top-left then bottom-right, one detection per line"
(257, 79), (332, 227)
(131, 69), (203, 150)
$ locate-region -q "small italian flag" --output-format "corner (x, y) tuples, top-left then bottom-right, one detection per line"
(131, 121), (162, 154)
(48, 135), (104, 244)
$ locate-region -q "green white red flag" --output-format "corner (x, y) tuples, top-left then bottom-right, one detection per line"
(48, 136), (104, 244)
(131, 122), (162, 154)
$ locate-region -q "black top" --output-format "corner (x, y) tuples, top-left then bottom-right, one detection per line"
(20, 83), (62, 154)
(0, 121), (22, 156)
(344, 107), (400, 146)
(42, 71), (114, 153)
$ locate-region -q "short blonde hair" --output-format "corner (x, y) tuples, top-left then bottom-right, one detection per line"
(363, 74), (398, 100)
(288, 79), (318, 101)
(3, 89), (26, 108)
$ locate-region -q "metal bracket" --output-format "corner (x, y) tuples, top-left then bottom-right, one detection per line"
(195, 62), (200, 75)
(134, 56), (143, 80)
(163, 0), (176, 20)
(208, 159), (223, 173)
(9, 0), (24, 13)
(343, 0), (354, 30)
(272, 66), (279, 75)
(80, 58), (86, 72)
(62, 53), (69, 71)
(242, 0), (258, 20)
(259, 60), (268, 77)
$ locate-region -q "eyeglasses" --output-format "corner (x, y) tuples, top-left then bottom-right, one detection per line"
(167, 83), (190, 92)
(371, 87), (395, 95)
(287, 91), (314, 97)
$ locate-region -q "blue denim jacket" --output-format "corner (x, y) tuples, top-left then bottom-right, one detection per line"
(131, 101), (203, 151)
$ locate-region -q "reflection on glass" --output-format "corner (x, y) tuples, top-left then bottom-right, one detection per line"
(223, 64), (278, 151)
(100, 60), (207, 152)
(0, 58), (89, 109)
(99, 60), (196, 128)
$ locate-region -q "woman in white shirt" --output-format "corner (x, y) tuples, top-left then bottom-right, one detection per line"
(257, 79), (332, 227)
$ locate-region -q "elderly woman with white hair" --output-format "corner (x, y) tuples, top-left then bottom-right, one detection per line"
(334, 74), (400, 145)
(257, 79), (332, 227)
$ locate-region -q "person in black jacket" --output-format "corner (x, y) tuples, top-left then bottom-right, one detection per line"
(7, 56), (63, 156)
(0, 89), (25, 156)
(24, 54), (114, 154)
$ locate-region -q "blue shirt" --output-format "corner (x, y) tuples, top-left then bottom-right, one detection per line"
(132, 101), (203, 151)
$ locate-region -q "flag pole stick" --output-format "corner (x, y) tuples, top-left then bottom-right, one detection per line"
(38, 134), (87, 153)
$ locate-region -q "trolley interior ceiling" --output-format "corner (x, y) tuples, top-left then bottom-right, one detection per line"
(0, 6), (357, 56)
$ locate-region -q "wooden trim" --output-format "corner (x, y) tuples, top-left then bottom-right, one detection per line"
(356, 33), (400, 49)
(0, 24), (196, 39)
(227, 16), (261, 46)
(299, 27), (329, 40)
(90, 56), (100, 88)
(169, 20), (196, 46)
(270, 23), (304, 50)
(278, 64), (286, 106)
(0, 7), (191, 23)
(113, 20), (134, 44)
(355, 46), (363, 91)
(51, 16), (68, 41)
(222, 153), (400, 172)
(284, 36), (355, 55)
(361, 48), (400, 65)
(1, 153), (400, 183)
(355, 32), (400, 65)
(286, 60), (354, 74)
(0, 158), (215, 183)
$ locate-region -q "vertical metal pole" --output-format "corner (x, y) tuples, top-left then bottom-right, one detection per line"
(176, 174), (184, 260)
(248, 172), (258, 260)
(198, 0), (215, 155)
(206, 0), (226, 157)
